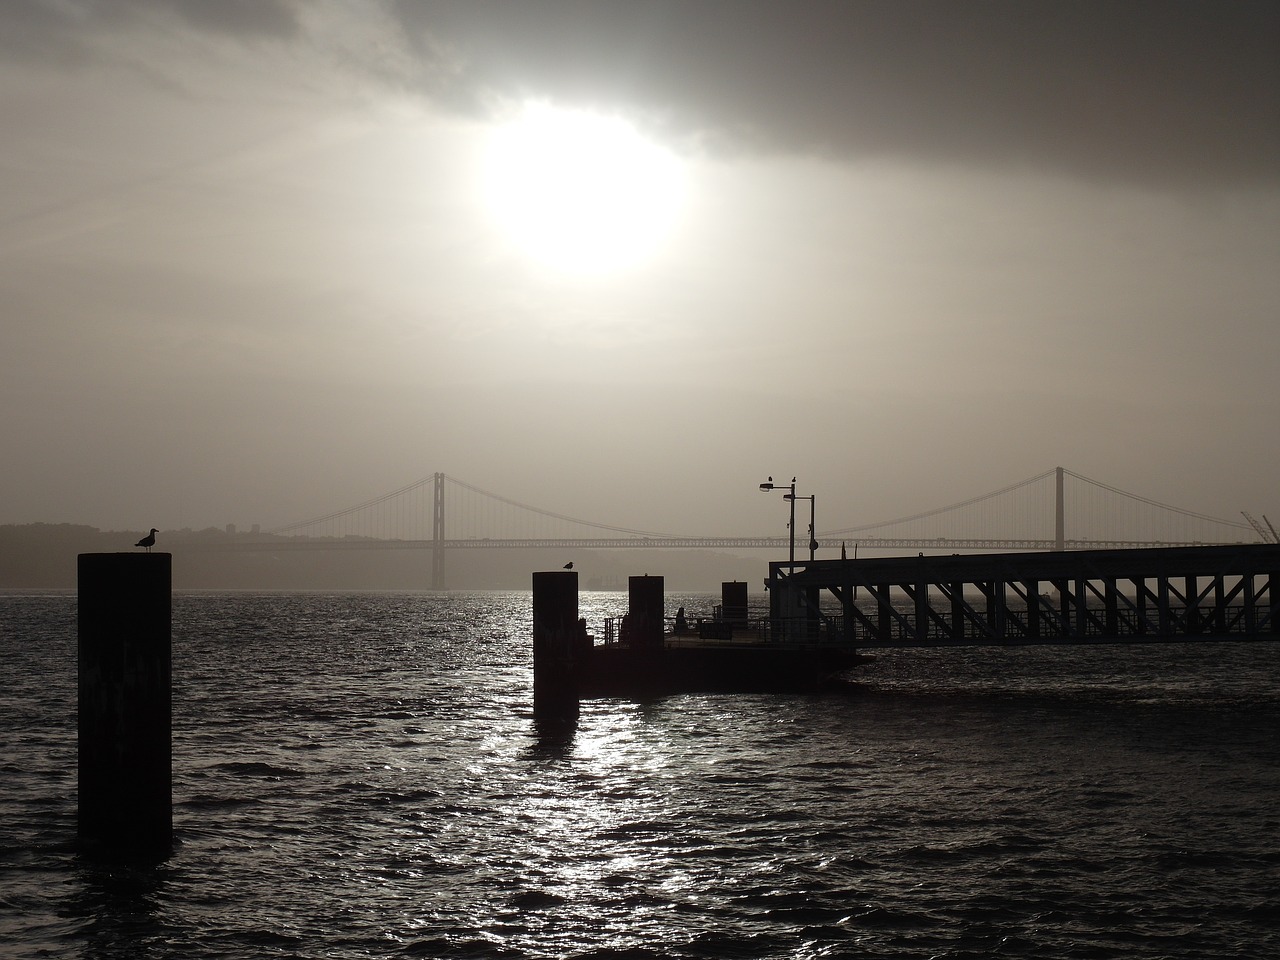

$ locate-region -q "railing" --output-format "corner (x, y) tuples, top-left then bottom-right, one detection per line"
(597, 602), (1277, 650)
(598, 615), (843, 647)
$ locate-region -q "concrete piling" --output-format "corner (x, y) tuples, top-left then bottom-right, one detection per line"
(532, 570), (581, 720)
(721, 581), (749, 627)
(627, 575), (665, 648)
(77, 552), (172, 859)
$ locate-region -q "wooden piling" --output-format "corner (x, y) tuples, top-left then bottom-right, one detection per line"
(721, 581), (749, 626)
(77, 552), (172, 859)
(532, 570), (581, 720)
(628, 575), (665, 648)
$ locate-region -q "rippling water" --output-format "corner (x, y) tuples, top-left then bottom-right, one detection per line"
(3, 590), (1279, 959)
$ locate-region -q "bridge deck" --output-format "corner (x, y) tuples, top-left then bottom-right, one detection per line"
(768, 544), (1280, 647)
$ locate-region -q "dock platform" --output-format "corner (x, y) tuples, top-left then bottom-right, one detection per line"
(769, 543), (1280, 647)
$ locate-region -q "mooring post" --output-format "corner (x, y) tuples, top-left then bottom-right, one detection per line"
(628, 575), (665, 648)
(532, 570), (581, 720)
(722, 581), (749, 627)
(77, 552), (172, 859)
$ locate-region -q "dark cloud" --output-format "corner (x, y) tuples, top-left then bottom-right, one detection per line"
(394, 0), (1279, 187)
(146, 0), (302, 39)
(0, 0), (300, 61)
(3, 1), (1274, 187)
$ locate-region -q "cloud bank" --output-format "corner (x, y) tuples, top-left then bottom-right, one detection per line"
(7, 1), (1277, 187)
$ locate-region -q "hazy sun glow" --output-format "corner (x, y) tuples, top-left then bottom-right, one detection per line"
(484, 103), (685, 275)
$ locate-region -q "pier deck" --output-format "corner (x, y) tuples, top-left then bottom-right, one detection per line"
(768, 543), (1280, 648)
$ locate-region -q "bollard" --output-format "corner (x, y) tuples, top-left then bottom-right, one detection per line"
(532, 570), (580, 720)
(78, 552), (172, 859)
(722, 581), (749, 627)
(628, 575), (665, 648)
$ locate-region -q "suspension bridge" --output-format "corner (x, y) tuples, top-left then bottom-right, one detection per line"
(195, 467), (1268, 589)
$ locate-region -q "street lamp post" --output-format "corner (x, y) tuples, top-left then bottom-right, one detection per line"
(759, 476), (799, 567)
(790, 493), (818, 561)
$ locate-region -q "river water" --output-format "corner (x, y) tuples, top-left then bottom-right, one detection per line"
(3, 590), (1279, 959)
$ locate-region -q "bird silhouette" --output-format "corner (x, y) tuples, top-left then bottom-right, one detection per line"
(136, 528), (158, 553)
(563, 561), (574, 569)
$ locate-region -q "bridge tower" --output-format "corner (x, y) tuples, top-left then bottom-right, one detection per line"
(431, 471), (444, 589)
(1055, 465), (1065, 551)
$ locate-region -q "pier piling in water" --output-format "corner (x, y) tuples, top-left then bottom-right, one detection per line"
(77, 552), (172, 859)
(628, 575), (665, 648)
(721, 581), (749, 627)
(532, 570), (582, 720)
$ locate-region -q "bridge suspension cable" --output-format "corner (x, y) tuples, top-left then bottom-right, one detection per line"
(821, 468), (1254, 546)
(823, 469), (1057, 537)
(444, 476), (683, 539)
(268, 467), (1261, 548)
(269, 474), (437, 536)
(1062, 468), (1250, 529)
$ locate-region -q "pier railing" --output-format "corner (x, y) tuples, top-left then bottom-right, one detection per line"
(599, 615), (839, 648)
(597, 600), (1277, 650)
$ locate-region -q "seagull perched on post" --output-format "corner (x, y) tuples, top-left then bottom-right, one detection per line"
(135, 528), (158, 553)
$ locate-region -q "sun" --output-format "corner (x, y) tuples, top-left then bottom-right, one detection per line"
(483, 103), (685, 275)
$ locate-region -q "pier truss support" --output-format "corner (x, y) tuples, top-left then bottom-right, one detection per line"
(767, 544), (1280, 648)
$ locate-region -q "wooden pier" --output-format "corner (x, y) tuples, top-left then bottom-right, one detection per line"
(768, 543), (1280, 648)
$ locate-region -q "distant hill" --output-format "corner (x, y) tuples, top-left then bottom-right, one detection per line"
(0, 523), (132, 587)
(0, 524), (764, 592)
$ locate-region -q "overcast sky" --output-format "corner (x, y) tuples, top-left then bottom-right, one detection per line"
(2, 0), (1277, 538)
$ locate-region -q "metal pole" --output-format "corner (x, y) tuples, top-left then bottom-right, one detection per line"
(760, 476), (800, 569)
(808, 496), (817, 561)
(788, 480), (796, 568)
